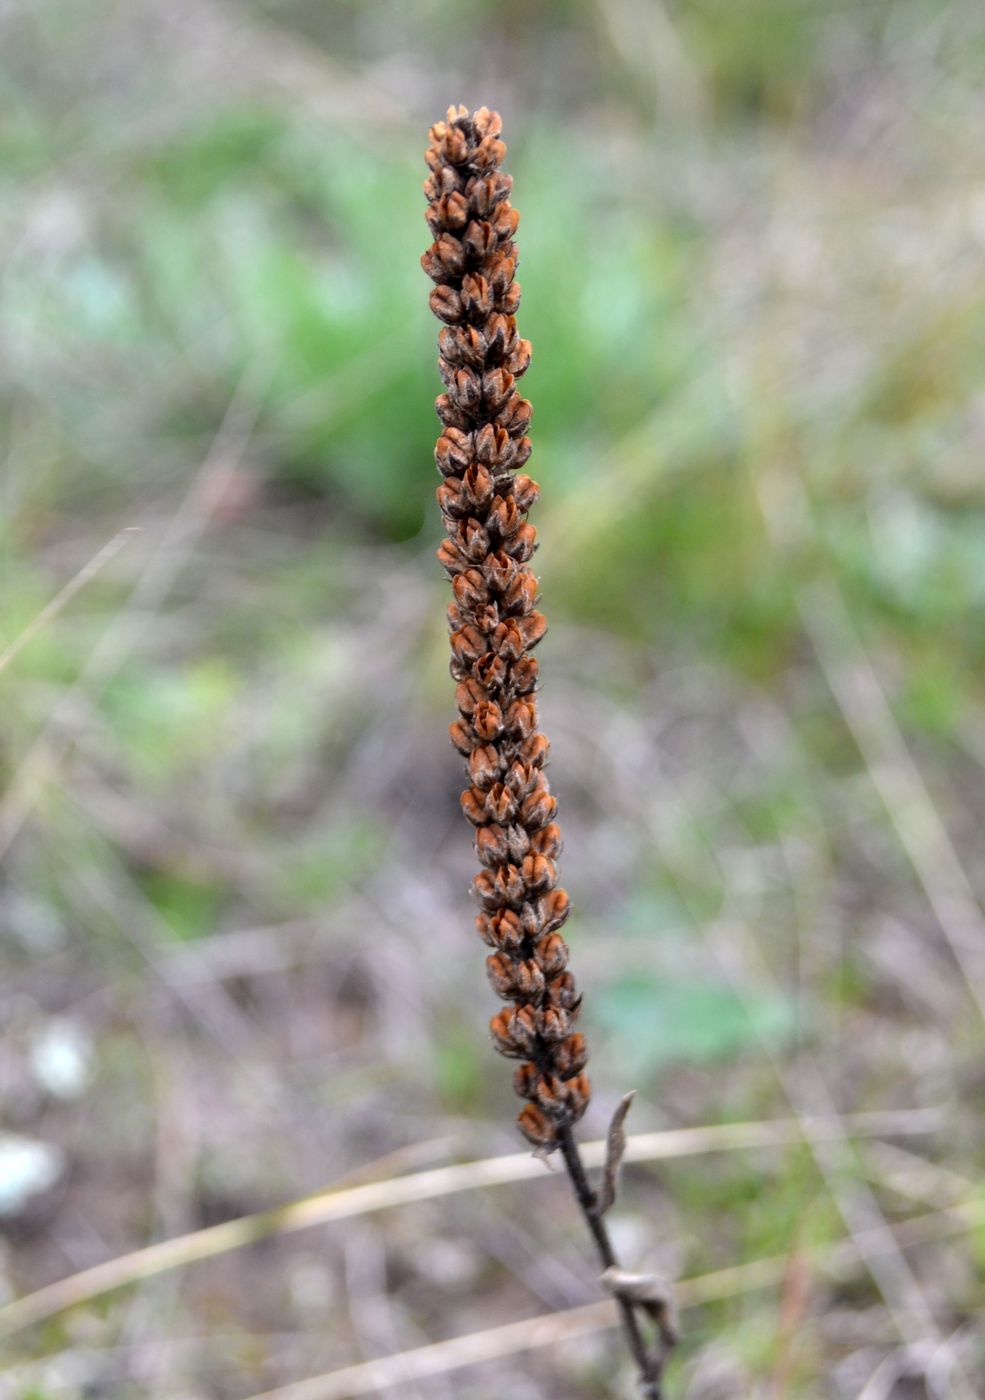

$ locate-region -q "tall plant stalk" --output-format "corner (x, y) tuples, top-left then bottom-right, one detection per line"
(421, 105), (673, 1396)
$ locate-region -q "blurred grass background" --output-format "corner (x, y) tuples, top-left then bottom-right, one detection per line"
(3, 1), (985, 1395)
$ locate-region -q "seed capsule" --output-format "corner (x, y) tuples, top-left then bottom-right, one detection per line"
(460, 787), (486, 825)
(489, 1009), (524, 1058)
(468, 743), (502, 790)
(475, 823), (508, 866)
(520, 786), (557, 830)
(435, 428), (473, 476)
(472, 700), (503, 740)
(554, 1033), (588, 1080)
(531, 823), (562, 859)
(448, 719), (474, 755)
(512, 1062), (539, 1100)
(547, 972), (581, 1013)
(541, 887), (571, 931)
(517, 1103), (555, 1149)
(507, 1004), (539, 1052)
(536, 1005), (570, 1043)
(488, 908), (524, 954)
(521, 733), (550, 768)
(522, 853), (556, 894)
(429, 286), (463, 324)
(534, 929), (565, 974)
(484, 783), (518, 824)
(436, 538), (465, 574)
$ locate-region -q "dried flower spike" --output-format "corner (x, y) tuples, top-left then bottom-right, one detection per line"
(422, 103), (589, 1154)
(422, 107), (672, 1398)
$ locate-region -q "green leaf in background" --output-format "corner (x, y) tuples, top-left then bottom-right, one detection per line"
(435, 1023), (483, 1112)
(278, 819), (381, 908)
(141, 870), (222, 944)
(971, 1182), (985, 1278)
(101, 659), (240, 785)
(596, 971), (795, 1076)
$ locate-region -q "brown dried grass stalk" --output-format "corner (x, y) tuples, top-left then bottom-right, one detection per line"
(422, 104), (671, 1397)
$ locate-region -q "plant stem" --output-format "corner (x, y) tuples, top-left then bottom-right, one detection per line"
(556, 1124), (665, 1399)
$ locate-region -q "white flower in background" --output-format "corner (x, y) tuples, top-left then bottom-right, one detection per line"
(0, 1135), (64, 1216)
(30, 1018), (95, 1100)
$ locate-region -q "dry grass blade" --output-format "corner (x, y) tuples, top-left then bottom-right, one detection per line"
(238, 1196), (985, 1400)
(246, 1300), (619, 1400)
(0, 1109), (942, 1341)
(0, 527), (140, 677)
(701, 916), (976, 1397)
(0, 364), (265, 862)
(802, 578), (985, 1025)
(755, 467), (985, 1026)
(859, 1141), (974, 1210)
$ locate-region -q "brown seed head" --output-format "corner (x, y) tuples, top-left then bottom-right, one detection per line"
(424, 107), (590, 1151)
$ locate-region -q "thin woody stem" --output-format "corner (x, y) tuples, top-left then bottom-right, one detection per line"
(557, 1124), (665, 1399)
